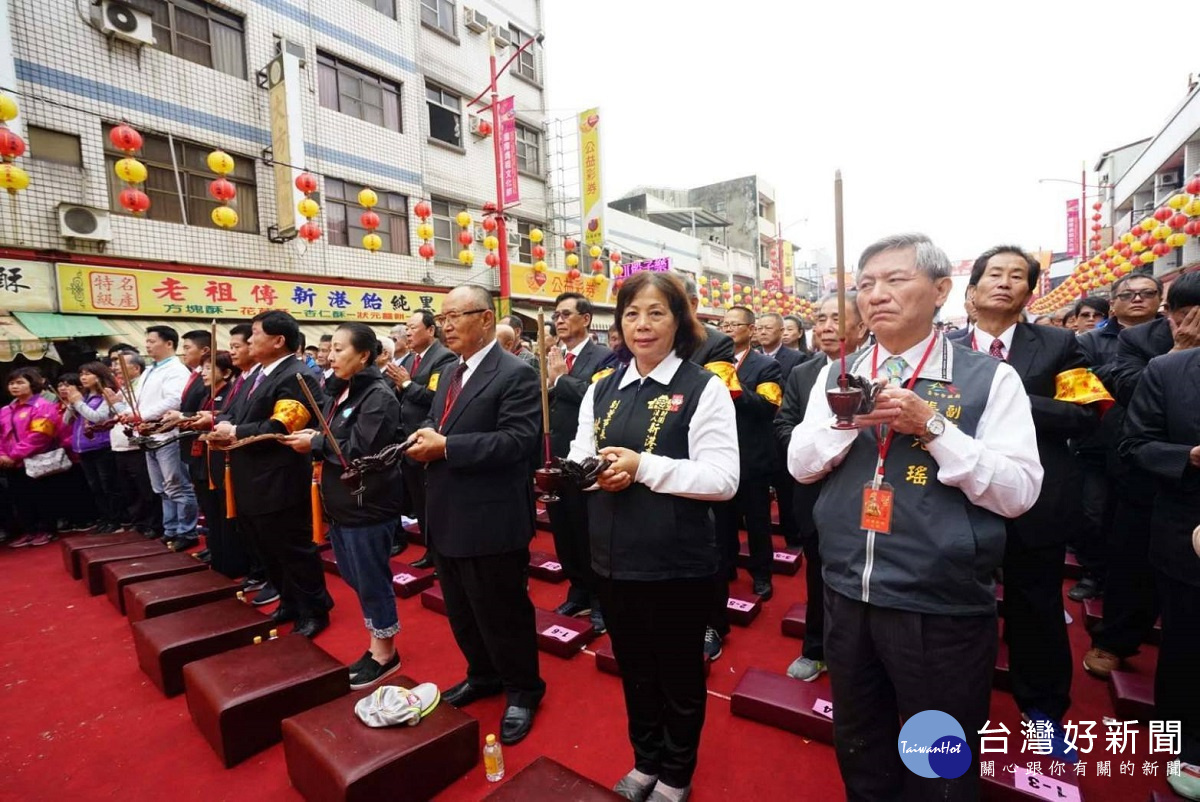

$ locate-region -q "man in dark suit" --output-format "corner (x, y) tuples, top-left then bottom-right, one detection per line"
(212, 311), (331, 638)
(757, 312), (809, 548)
(386, 309), (456, 564)
(954, 245), (1103, 739)
(1119, 280), (1200, 796)
(774, 293), (869, 682)
(681, 274), (735, 367)
(545, 292), (619, 631)
(407, 284), (545, 745)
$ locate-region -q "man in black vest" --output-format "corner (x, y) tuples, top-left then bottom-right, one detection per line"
(954, 245), (1103, 739)
(757, 311), (808, 549)
(388, 309), (456, 565)
(212, 311), (331, 638)
(407, 284), (545, 745)
(545, 291), (619, 632)
(789, 234), (1042, 801)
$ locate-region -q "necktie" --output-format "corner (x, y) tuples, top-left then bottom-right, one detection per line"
(881, 355), (907, 386)
(565, 352), (576, 373)
(439, 362), (470, 430)
(989, 338), (1005, 361)
(249, 369), (265, 396)
(411, 352), (422, 375)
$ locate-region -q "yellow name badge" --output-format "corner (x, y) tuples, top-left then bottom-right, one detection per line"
(428, 373), (440, 392)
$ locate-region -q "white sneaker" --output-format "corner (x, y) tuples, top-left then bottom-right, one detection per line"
(354, 683), (440, 728)
(786, 656), (827, 682)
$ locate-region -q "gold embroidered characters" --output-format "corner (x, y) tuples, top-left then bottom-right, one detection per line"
(643, 395), (672, 453)
(905, 465), (929, 486)
(595, 399), (620, 444)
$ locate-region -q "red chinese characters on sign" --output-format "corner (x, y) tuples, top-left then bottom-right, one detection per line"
(204, 280), (237, 302)
(89, 272), (139, 311)
(152, 277), (188, 301)
(498, 96), (520, 206)
(251, 284), (278, 305)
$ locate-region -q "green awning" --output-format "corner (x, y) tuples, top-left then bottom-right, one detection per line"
(13, 312), (116, 339)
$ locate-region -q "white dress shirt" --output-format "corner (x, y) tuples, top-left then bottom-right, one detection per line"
(260, 353), (298, 378)
(969, 323), (1017, 359)
(551, 338), (589, 388)
(568, 350), (740, 501)
(134, 356), (191, 441)
(457, 338), (499, 389)
(786, 329), (1043, 519)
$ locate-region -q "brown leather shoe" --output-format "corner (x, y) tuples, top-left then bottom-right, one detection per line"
(1083, 647), (1121, 678)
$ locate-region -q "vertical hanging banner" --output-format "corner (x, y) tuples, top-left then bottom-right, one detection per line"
(579, 107), (604, 247)
(498, 96), (520, 206)
(265, 48), (306, 239)
(782, 242), (795, 294)
(1065, 198), (1080, 257)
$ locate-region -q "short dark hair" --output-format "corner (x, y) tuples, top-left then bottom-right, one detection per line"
(555, 291), (593, 321)
(296, 332), (307, 350)
(1111, 270), (1163, 299)
(410, 309), (436, 330)
(56, 372), (81, 390)
(614, 271), (706, 361)
(1166, 270), (1200, 311)
(182, 329), (212, 350)
(608, 323), (621, 333)
(145, 325), (179, 348)
(230, 323), (253, 341)
(107, 343), (136, 356)
(783, 314), (804, 329)
(251, 310), (301, 352)
(318, 333), (333, 344)
(336, 322), (383, 360)
(78, 361), (118, 391)
(502, 315), (524, 334)
(969, 245), (1041, 292)
(213, 350), (238, 379)
(304, 345), (319, 355)
(6, 366), (45, 393)
(1075, 297), (1109, 318)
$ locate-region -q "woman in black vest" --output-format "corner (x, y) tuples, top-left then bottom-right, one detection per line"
(284, 323), (404, 690)
(569, 271), (739, 802)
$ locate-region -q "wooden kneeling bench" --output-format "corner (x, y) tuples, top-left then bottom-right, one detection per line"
(80, 540), (170, 595)
(60, 532), (144, 579)
(104, 553), (207, 614)
(125, 572), (242, 623)
(282, 673), (478, 802)
(730, 667), (834, 744)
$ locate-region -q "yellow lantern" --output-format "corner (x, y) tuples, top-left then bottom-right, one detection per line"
(206, 150), (234, 175)
(534, 260), (547, 272)
(1167, 193), (1189, 210)
(722, 281), (731, 291)
(210, 205), (239, 229)
(297, 198), (320, 219)
(530, 228), (544, 244)
(1154, 225), (1172, 240)
(1185, 199), (1200, 217)
(0, 163), (30, 192)
(362, 233), (383, 252)
(589, 244), (602, 258)
(1121, 233), (1135, 244)
(1142, 250), (1158, 263)
(733, 294), (742, 303)
(483, 235), (499, 251)
(358, 187), (378, 208)
(1131, 240), (1147, 253)
(1168, 233), (1188, 248)
(565, 253), (580, 268)
(1140, 217), (1157, 232)
(416, 222), (434, 241)
(455, 211), (472, 228)
(458, 248), (474, 265)
(114, 157), (147, 184)
(0, 94), (16, 122)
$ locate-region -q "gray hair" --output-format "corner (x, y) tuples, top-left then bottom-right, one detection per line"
(123, 353), (146, 373)
(680, 273), (699, 299)
(452, 283), (495, 312)
(378, 336), (394, 360)
(816, 291), (862, 321)
(757, 312), (783, 326)
(857, 233), (951, 281)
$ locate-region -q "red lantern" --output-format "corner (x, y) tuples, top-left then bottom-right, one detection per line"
(477, 120), (492, 136)
(1131, 225), (1144, 237)
(1187, 176), (1200, 195)
(0, 129), (25, 160)
(207, 177), (236, 202)
(118, 187), (150, 214)
(1091, 213), (1101, 222)
(414, 200), (432, 219)
(299, 221), (322, 242)
(1185, 221), (1200, 237)
(1140, 233), (1155, 248)
(609, 251), (622, 263)
(485, 253), (499, 268)
(1154, 207), (1172, 222)
(1170, 213), (1189, 229)
(532, 245), (546, 260)
(295, 172), (318, 194)
(108, 124), (143, 153)
(1092, 202), (1102, 211)
(359, 210), (380, 231)
(482, 201), (498, 214)
(457, 230), (473, 246)
(1153, 242), (1170, 257)
(592, 260), (604, 273)
(481, 217), (497, 232)
(564, 238), (577, 252)
(418, 243), (436, 259)
(568, 268), (581, 280)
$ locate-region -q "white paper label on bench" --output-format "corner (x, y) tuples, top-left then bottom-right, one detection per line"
(392, 573), (416, 584)
(727, 598), (756, 612)
(774, 552), (799, 563)
(1013, 767), (1080, 802)
(541, 625), (578, 642)
(812, 699), (833, 719)
(540, 561), (562, 572)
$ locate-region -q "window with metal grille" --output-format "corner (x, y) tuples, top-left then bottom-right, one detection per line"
(426, 84), (462, 146)
(430, 199), (457, 261)
(28, 127), (82, 167)
(516, 123), (540, 174)
(103, 124), (259, 233)
(325, 178), (410, 254)
(317, 52), (402, 131)
(354, 0), (395, 17)
(420, 0), (455, 36)
(148, 0), (246, 78)
(508, 25), (537, 82)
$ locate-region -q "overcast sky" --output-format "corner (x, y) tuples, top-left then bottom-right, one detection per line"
(541, 0), (1197, 275)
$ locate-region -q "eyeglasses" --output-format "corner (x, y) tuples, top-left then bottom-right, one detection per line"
(1114, 289), (1160, 302)
(1076, 311), (1104, 320)
(434, 308), (488, 326)
(720, 321), (751, 330)
(551, 310), (577, 321)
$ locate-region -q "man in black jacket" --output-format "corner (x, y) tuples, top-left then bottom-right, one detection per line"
(681, 274), (735, 367)
(953, 245), (1102, 738)
(212, 311), (331, 638)
(757, 312), (809, 548)
(387, 309), (456, 564)
(545, 292), (619, 632)
(407, 284), (545, 746)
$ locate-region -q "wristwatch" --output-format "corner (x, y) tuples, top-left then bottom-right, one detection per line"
(918, 412), (947, 444)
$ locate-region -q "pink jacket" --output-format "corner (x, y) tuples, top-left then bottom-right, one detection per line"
(0, 396), (62, 466)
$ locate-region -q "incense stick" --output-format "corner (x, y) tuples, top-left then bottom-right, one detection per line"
(295, 372), (348, 468)
(537, 310), (552, 465)
(834, 169), (848, 388)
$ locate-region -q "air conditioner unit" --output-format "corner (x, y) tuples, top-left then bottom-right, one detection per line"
(468, 115), (492, 138)
(1158, 170), (1182, 189)
(58, 204), (113, 242)
(507, 228), (522, 248)
(98, 1), (156, 47)
(492, 27), (512, 48)
(463, 7), (489, 34)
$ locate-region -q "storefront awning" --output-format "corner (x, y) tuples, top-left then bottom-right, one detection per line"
(13, 312), (116, 339)
(87, 317), (398, 354)
(0, 316), (60, 363)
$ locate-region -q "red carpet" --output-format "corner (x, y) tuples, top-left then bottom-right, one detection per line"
(0, 527), (1173, 801)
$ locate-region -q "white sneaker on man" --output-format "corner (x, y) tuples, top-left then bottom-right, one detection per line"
(786, 656), (827, 682)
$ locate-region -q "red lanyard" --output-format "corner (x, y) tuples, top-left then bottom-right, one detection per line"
(869, 334), (939, 474)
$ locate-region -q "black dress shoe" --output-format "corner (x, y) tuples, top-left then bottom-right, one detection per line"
(554, 600), (591, 618)
(442, 679), (503, 708)
(753, 578), (774, 601)
(500, 705), (536, 745)
(411, 553), (435, 570)
(271, 607), (296, 624)
(292, 615), (329, 639)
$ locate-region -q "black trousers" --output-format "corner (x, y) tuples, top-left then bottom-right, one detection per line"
(435, 547), (544, 708)
(546, 482), (596, 607)
(773, 461), (801, 547)
(114, 449), (161, 533)
(599, 576), (711, 789)
(1072, 457), (1111, 584)
(5, 469), (58, 535)
(238, 500), (331, 620)
(400, 459), (426, 550)
(1002, 536), (1072, 721)
(1156, 571), (1200, 764)
(715, 475), (772, 581)
(194, 480), (250, 579)
(824, 588), (995, 802)
(1093, 494), (1160, 657)
(802, 529), (826, 661)
(79, 449), (122, 525)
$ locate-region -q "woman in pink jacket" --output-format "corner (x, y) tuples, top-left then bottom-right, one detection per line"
(1, 367), (64, 547)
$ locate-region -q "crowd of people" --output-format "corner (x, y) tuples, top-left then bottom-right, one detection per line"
(3, 232), (1199, 802)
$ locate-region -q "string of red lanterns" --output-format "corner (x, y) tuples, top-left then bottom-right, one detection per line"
(110, 122), (149, 215)
(207, 150), (238, 229)
(0, 95), (29, 198)
(295, 172), (322, 243)
(358, 187), (381, 252)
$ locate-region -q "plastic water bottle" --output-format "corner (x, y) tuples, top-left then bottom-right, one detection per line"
(483, 734), (505, 782)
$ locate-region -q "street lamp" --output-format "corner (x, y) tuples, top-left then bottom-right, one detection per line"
(466, 27), (545, 317)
